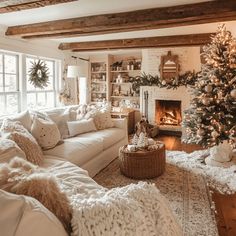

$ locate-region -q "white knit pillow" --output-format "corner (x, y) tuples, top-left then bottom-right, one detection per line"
(67, 118), (96, 136)
(31, 117), (61, 150)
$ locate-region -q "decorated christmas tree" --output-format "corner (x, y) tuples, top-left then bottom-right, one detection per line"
(183, 25), (236, 148)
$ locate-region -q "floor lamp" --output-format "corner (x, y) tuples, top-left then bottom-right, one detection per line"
(67, 65), (80, 104)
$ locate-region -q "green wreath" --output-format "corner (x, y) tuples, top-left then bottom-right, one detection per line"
(28, 60), (49, 89)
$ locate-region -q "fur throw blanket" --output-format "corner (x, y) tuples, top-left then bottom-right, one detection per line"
(0, 157), (72, 234)
(67, 182), (182, 236)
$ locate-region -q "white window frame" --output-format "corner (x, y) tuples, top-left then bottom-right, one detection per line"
(0, 51), (20, 115)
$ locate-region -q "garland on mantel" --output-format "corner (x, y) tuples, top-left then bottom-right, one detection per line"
(128, 71), (199, 95)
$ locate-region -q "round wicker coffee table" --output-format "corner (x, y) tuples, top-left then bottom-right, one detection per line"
(119, 143), (166, 179)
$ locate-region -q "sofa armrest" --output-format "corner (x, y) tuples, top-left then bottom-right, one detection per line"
(112, 118), (127, 130)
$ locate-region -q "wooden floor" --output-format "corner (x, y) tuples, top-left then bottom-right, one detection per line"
(156, 135), (236, 236)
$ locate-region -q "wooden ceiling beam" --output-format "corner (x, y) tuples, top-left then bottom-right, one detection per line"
(0, 0), (76, 14)
(5, 1), (236, 38)
(58, 33), (213, 52)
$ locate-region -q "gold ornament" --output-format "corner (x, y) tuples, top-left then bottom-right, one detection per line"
(205, 84), (213, 93)
(211, 130), (219, 138)
(202, 97), (210, 105)
(230, 89), (236, 98)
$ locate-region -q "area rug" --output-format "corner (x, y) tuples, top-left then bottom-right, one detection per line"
(94, 151), (219, 236)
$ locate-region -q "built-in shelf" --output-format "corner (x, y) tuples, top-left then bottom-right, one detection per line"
(91, 71), (106, 74)
(111, 96), (139, 99)
(111, 82), (132, 85)
(111, 70), (141, 73)
(92, 91), (106, 94)
(91, 81), (106, 84)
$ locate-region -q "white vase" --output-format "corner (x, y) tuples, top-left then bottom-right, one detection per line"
(210, 141), (233, 163)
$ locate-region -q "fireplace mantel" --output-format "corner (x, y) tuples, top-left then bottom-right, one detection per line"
(140, 86), (191, 133)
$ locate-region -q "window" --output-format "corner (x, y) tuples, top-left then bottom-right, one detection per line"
(0, 52), (19, 116)
(0, 50), (60, 117)
(26, 57), (56, 110)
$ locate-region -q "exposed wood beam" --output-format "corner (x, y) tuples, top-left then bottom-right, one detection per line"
(5, 1), (236, 39)
(58, 33), (213, 52)
(0, 0), (76, 13)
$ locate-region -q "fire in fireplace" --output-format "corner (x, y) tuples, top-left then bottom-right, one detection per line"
(155, 100), (182, 126)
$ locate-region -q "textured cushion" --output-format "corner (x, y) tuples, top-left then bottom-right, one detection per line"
(1, 120), (43, 165)
(43, 137), (103, 166)
(31, 117), (61, 150)
(79, 127), (125, 150)
(9, 132), (43, 166)
(0, 190), (68, 236)
(9, 110), (32, 132)
(67, 118), (96, 136)
(0, 138), (26, 163)
(94, 111), (114, 130)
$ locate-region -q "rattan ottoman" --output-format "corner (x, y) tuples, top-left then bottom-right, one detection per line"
(119, 143), (166, 179)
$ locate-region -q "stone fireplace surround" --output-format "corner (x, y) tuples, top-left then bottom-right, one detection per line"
(140, 86), (191, 134)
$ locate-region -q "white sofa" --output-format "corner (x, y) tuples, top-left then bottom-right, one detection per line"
(0, 106), (128, 177)
(43, 118), (128, 177)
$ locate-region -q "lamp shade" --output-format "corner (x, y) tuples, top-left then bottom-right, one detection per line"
(67, 65), (80, 78)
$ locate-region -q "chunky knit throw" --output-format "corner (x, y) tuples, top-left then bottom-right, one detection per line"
(65, 182), (182, 236)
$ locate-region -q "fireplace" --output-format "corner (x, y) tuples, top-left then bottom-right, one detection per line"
(155, 100), (182, 127)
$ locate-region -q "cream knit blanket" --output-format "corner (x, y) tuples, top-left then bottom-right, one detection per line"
(66, 182), (182, 236)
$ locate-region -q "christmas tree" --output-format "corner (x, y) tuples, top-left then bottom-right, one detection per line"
(183, 25), (236, 148)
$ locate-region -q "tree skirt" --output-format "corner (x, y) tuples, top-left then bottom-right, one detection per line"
(94, 150), (220, 236)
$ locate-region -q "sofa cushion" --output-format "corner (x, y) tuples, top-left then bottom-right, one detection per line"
(9, 110), (32, 132)
(43, 137), (103, 166)
(0, 138), (26, 163)
(0, 190), (68, 236)
(67, 118), (96, 137)
(78, 127), (125, 150)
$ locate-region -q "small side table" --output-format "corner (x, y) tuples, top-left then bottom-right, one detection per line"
(111, 110), (135, 134)
(119, 143), (166, 179)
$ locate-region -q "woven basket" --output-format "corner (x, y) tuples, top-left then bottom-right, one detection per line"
(119, 144), (166, 179)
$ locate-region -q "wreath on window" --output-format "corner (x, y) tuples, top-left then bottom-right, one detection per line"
(28, 60), (49, 89)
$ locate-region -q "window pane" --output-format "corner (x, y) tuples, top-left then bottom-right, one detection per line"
(0, 95), (5, 116)
(26, 75), (36, 91)
(4, 55), (17, 74)
(46, 92), (55, 108)
(5, 74), (17, 92)
(45, 61), (54, 76)
(37, 92), (46, 109)
(0, 74), (3, 92)
(26, 57), (37, 74)
(0, 54), (3, 73)
(27, 93), (36, 109)
(6, 94), (18, 114)
(44, 76), (54, 90)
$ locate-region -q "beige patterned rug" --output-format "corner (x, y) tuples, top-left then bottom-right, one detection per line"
(94, 157), (218, 236)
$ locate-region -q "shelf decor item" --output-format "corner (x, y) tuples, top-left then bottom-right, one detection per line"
(28, 60), (49, 89)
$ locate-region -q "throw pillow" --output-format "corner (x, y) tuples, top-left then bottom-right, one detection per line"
(67, 118), (96, 137)
(8, 132), (44, 166)
(0, 120), (43, 165)
(94, 111), (114, 130)
(9, 110), (32, 132)
(0, 138), (26, 163)
(31, 117), (61, 150)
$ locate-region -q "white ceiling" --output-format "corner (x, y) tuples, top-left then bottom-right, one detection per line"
(0, 0), (235, 44)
